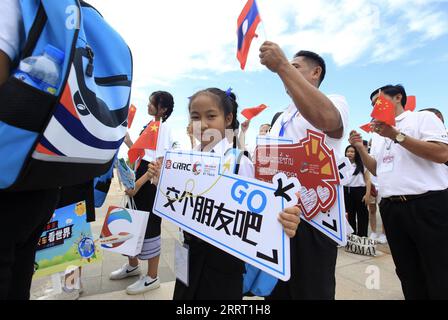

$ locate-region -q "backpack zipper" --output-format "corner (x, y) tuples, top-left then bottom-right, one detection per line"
(95, 75), (131, 87)
(85, 45), (94, 77)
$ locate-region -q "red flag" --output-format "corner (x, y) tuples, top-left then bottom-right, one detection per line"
(360, 122), (373, 133)
(241, 104), (268, 120)
(128, 121), (160, 164)
(237, 0), (261, 70)
(371, 92), (396, 126)
(128, 105), (137, 129)
(405, 96), (416, 112)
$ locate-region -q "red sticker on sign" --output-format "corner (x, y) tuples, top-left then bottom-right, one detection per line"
(255, 130), (340, 220)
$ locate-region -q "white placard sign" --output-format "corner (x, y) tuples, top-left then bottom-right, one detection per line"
(153, 150), (301, 281)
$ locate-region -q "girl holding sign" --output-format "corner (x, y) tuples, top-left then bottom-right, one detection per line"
(109, 91), (175, 295)
(148, 88), (301, 300)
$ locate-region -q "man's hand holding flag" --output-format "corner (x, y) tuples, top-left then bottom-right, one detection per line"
(371, 91), (396, 126)
(360, 91), (398, 134)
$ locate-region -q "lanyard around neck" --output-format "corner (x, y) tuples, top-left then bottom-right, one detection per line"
(279, 110), (299, 137)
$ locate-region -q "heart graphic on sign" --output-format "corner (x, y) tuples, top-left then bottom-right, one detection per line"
(317, 186), (331, 203)
(255, 130), (340, 220)
(301, 187), (318, 213)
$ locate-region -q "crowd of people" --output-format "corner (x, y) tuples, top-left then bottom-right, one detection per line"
(1, 0), (447, 301)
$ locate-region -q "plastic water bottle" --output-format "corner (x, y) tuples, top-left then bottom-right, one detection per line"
(14, 44), (65, 95)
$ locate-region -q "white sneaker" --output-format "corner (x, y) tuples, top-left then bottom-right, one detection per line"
(109, 263), (141, 280)
(369, 232), (379, 241)
(377, 233), (388, 244)
(37, 289), (80, 300)
(126, 275), (160, 295)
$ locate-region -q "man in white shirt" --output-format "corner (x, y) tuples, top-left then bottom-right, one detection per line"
(350, 84), (448, 300)
(259, 42), (349, 300)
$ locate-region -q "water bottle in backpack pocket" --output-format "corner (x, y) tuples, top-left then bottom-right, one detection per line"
(14, 44), (65, 95)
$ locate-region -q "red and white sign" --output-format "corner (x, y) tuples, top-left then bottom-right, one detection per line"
(255, 130), (340, 220)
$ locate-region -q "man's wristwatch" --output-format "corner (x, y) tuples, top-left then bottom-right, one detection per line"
(394, 132), (406, 144)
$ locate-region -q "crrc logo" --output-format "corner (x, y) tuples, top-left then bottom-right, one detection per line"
(193, 162), (202, 175)
(166, 161), (206, 174)
(167, 162), (193, 172)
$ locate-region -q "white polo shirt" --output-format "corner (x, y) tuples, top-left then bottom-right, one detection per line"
(346, 165), (367, 187)
(370, 111), (448, 198)
(0, 0), (23, 61)
(269, 94), (350, 155)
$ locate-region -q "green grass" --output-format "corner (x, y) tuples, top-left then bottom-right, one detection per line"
(34, 244), (103, 279)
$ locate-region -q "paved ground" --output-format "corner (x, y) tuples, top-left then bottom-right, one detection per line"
(30, 174), (404, 300)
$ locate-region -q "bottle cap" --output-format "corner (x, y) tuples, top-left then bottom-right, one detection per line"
(45, 45), (65, 65)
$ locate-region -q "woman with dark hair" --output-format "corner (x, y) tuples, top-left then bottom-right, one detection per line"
(344, 145), (371, 237)
(109, 91), (176, 295)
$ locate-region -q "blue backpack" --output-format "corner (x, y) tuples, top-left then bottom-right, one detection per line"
(224, 148), (279, 297)
(243, 263), (278, 297)
(0, 0), (132, 191)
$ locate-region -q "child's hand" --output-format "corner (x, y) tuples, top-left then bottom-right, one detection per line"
(125, 188), (138, 198)
(241, 120), (251, 133)
(278, 192), (301, 238)
(147, 160), (162, 185)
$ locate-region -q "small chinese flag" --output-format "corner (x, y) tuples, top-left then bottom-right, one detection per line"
(371, 92), (396, 126)
(360, 122), (373, 133)
(241, 104), (268, 120)
(128, 121), (160, 164)
(405, 96), (416, 112)
(128, 104), (137, 129)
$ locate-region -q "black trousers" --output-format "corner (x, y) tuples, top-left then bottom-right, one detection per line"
(380, 189), (448, 300)
(173, 233), (244, 300)
(0, 188), (60, 300)
(266, 221), (338, 300)
(344, 186), (369, 237)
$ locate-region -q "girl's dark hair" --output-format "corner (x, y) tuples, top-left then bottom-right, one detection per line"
(188, 88), (240, 147)
(271, 112), (283, 127)
(151, 91), (174, 123)
(345, 145), (364, 176)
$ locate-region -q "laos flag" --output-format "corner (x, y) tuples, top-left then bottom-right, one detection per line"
(237, 0), (261, 70)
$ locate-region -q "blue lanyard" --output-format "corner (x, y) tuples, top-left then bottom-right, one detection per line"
(279, 110), (298, 137)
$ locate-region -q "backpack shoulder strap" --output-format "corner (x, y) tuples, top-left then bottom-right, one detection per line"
(20, 2), (47, 61)
(79, 1), (103, 17)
